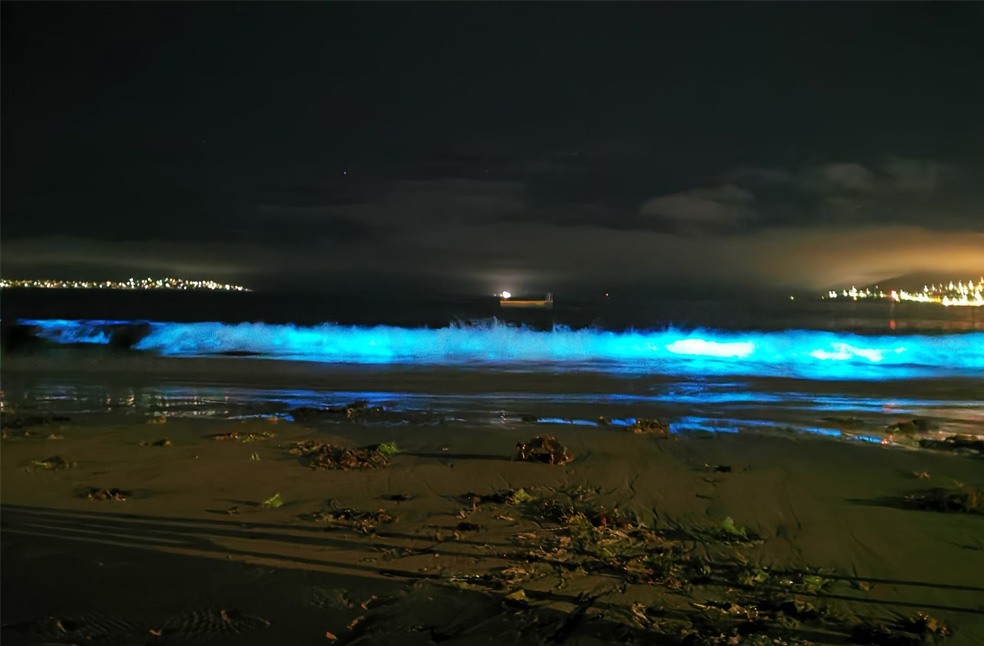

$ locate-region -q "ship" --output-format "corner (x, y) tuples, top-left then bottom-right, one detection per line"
(500, 292), (553, 309)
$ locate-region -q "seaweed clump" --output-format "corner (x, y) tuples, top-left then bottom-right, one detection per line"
(30, 455), (74, 470)
(299, 501), (395, 533)
(853, 611), (952, 645)
(83, 487), (132, 501)
(289, 440), (393, 470)
(629, 418), (671, 437)
(460, 488), (534, 509)
(904, 486), (983, 514)
(918, 434), (984, 455)
(515, 436), (573, 464)
(290, 401), (384, 423)
(885, 418), (934, 434)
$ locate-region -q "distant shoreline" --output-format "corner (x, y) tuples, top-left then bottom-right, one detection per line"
(0, 278), (250, 292)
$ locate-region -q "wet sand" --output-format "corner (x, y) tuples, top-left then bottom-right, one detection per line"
(2, 383), (983, 645)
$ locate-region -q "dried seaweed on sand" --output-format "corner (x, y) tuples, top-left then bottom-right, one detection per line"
(514, 436), (573, 464)
(288, 440), (393, 470)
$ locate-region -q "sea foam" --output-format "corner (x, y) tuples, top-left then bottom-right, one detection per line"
(18, 318), (984, 380)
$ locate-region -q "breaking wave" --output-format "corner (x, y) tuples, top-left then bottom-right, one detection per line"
(16, 318), (984, 380)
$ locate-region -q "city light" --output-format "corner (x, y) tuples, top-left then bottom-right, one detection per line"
(0, 277), (251, 291)
(822, 277), (984, 307)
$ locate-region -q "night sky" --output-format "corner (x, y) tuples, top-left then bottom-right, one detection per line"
(3, 2), (983, 296)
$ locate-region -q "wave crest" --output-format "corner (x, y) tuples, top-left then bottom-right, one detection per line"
(17, 318), (984, 380)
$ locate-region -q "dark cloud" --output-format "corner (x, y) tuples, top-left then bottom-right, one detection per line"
(640, 184), (756, 234)
(721, 158), (980, 231)
(819, 163), (876, 193)
(2, 3), (983, 295)
(881, 157), (944, 194)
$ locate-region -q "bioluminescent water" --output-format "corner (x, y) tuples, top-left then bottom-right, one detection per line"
(18, 318), (984, 380)
(4, 378), (982, 449)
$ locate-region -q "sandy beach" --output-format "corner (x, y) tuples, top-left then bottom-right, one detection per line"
(2, 361), (983, 645)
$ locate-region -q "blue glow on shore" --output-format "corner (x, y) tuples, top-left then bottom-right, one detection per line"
(17, 319), (984, 380)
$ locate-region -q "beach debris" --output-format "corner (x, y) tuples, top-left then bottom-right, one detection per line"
(526, 485), (602, 523)
(511, 488), (535, 504)
(628, 418), (671, 437)
(885, 418), (934, 434)
(853, 611), (952, 645)
(290, 401), (384, 423)
(897, 612), (952, 639)
(460, 488), (535, 510)
(84, 487), (132, 501)
(712, 516), (749, 542)
(736, 566), (770, 586)
(918, 434), (984, 454)
(288, 440), (393, 470)
(346, 615), (366, 632)
(261, 492), (284, 509)
(240, 431), (276, 443)
(773, 598), (822, 620)
(904, 486), (983, 514)
(250, 452), (260, 460)
(29, 455), (74, 470)
(506, 486), (725, 592)
(374, 441), (400, 456)
(140, 438), (172, 447)
(515, 435), (573, 464)
(205, 429), (275, 443)
(793, 571), (834, 594)
(913, 470), (930, 479)
(298, 501), (395, 532)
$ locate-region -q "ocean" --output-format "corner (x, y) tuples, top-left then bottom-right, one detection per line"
(3, 288), (983, 445)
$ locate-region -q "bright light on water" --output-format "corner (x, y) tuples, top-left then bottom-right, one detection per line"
(666, 338), (755, 358)
(18, 319), (984, 380)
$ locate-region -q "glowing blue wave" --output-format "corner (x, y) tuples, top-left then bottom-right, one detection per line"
(18, 319), (984, 380)
(20, 319), (131, 345)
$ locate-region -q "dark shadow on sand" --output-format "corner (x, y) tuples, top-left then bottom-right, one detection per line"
(3, 503), (983, 618)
